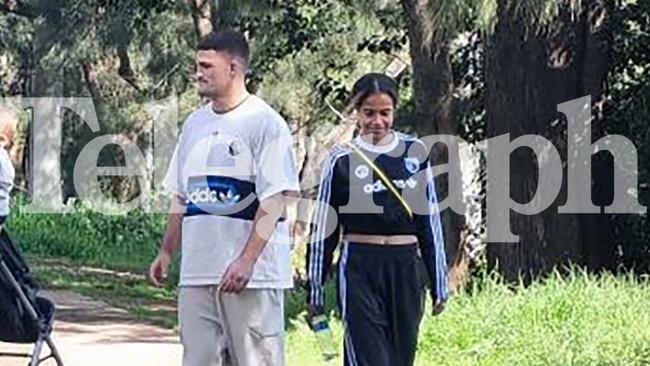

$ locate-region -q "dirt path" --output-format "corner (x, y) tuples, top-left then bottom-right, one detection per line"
(0, 290), (182, 366)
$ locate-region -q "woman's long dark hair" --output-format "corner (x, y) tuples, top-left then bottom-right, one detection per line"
(349, 73), (398, 109)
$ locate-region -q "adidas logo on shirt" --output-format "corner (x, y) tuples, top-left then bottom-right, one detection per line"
(363, 178), (417, 194)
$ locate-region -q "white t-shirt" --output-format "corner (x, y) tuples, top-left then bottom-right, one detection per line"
(0, 148), (14, 218)
(163, 95), (300, 288)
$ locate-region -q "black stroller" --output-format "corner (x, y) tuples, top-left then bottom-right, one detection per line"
(0, 230), (63, 365)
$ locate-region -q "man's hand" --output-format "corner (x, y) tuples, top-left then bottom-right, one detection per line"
(432, 300), (446, 316)
(149, 250), (172, 287)
(219, 192), (291, 294)
(150, 196), (183, 287)
(220, 255), (255, 293)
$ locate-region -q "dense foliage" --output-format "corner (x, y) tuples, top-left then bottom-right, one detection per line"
(2, 0), (650, 275)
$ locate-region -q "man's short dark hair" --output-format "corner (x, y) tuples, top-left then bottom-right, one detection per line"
(197, 29), (250, 66)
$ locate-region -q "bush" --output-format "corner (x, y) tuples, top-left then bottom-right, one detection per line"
(7, 196), (169, 274)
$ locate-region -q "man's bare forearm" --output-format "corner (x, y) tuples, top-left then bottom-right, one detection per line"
(160, 195), (184, 255)
(239, 192), (291, 263)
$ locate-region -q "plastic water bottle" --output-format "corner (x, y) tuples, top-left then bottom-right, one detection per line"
(310, 314), (338, 361)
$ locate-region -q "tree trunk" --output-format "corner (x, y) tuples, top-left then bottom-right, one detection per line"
(26, 9), (61, 200)
(402, 0), (467, 291)
(189, 0), (213, 40)
(485, 0), (611, 281)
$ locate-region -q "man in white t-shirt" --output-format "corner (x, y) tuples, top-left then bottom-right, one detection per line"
(148, 29), (299, 366)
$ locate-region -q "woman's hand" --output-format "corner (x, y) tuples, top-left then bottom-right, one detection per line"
(305, 303), (324, 329)
(432, 300), (446, 316)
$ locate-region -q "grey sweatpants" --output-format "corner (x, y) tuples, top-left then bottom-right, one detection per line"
(178, 286), (285, 366)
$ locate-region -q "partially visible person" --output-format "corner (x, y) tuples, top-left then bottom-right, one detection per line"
(148, 29), (299, 366)
(0, 113), (16, 230)
(305, 73), (448, 366)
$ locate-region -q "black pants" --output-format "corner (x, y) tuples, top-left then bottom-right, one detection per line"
(337, 242), (425, 366)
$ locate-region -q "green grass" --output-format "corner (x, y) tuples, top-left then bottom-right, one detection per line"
(6, 197), (183, 282)
(7, 201), (650, 365)
(413, 270), (650, 366)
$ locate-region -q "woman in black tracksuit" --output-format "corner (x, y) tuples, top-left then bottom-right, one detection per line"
(305, 73), (449, 366)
